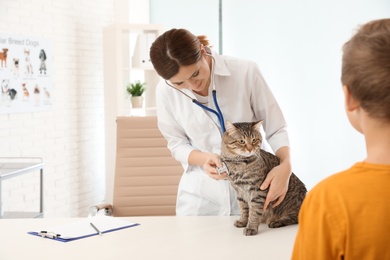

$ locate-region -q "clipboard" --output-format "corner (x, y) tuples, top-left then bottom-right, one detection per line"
(28, 215), (140, 242)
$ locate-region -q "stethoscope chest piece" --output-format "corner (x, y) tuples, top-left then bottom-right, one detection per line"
(216, 162), (229, 176)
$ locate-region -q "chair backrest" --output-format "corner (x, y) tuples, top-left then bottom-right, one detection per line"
(113, 116), (182, 216)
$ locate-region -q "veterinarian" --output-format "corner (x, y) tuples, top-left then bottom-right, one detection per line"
(150, 28), (292, 216)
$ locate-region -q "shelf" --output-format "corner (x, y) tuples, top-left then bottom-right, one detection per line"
(102, 23), (163, 205)
(0, 157), (44, 219)
(0, 162), (44, 180)
(2, 211), (43, 219)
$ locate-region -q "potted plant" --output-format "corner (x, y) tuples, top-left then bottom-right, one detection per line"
(126, 81), (146, 108)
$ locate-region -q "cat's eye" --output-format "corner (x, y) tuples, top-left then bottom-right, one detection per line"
(238, 140), (245, 144)
(252, 138), (258, 144)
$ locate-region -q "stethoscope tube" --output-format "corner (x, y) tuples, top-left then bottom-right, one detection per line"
(212, 90), (226, 133)
(192, 90), (226, 133)
(164, 53), (226, 133)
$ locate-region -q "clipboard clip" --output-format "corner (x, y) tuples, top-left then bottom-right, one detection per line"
(38, 231), (61, 239)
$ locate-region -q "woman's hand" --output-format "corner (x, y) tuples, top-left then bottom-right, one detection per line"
(202, 153), (228, 180)
(188, 150), (228, 180)
(260, 146), (292, 211)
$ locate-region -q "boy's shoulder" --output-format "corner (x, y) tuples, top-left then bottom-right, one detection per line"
(308, 162), (390, 198)
(307, 163), (361, 196)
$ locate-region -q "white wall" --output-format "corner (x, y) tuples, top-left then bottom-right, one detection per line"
(0, 0), (115, 217)
(223, 0), (389, 189)
(150, 0), (390, 190)
(150, 0), (220, 50)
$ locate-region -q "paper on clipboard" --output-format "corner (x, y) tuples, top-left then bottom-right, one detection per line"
(28, 215), (139, 242)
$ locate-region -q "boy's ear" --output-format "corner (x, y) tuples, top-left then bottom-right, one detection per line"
(343, 85), (360, 111)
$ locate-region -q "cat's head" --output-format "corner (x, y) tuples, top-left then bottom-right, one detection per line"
(221, 120), (263, 157)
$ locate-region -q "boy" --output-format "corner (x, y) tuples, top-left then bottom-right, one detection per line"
(292, 18), (390, 259)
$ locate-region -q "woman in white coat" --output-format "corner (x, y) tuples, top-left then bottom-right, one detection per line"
(150, 28), (292, 216)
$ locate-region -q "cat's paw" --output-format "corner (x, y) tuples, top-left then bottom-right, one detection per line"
(268, 221), (286, 228)
(234, 220), (247, 228)
(243, 227), (258, 236)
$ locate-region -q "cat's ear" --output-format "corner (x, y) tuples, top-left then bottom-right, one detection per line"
(253, 120), (263, 131)
(225, 121), (236, 134)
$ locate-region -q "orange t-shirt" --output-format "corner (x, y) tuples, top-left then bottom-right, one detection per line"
(292, 162), (390, 260)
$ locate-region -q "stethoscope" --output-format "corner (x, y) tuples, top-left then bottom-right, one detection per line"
(165, 53), (226, 133)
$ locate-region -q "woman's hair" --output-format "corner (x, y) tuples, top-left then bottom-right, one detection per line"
(341, 18), (390, 122)
(149, 28), (210, 80)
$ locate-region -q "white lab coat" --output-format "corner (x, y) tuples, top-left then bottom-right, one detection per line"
(156, 49), (290, 216)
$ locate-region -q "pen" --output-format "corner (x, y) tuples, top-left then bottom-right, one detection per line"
(90, 222), (102, 236)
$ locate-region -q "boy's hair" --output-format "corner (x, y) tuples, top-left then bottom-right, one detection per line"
(341, 18), (390, 122)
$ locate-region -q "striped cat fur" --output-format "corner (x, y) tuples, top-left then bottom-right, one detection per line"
(220, 121), (307, 236)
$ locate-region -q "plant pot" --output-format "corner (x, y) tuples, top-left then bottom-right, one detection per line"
(131, 96), (144, 108)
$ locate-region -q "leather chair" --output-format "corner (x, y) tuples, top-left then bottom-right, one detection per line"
(97, 116), (182, 216)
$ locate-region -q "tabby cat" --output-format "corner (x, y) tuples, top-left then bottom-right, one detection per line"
(220, 121), (307, 236)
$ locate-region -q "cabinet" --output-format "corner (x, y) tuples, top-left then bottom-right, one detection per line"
(0, 157), (44, 218)
(102, 24), (164, 204)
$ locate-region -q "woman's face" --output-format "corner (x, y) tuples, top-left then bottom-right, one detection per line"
(168, 53), (211, 96)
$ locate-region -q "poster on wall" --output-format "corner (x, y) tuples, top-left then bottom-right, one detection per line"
(0, 33), (53, 114)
